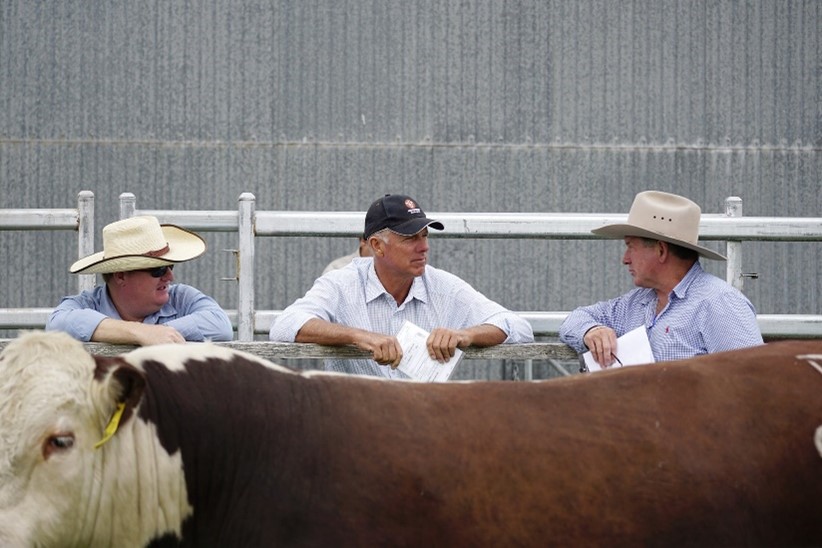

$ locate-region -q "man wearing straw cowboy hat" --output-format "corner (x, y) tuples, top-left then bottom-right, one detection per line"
(560, 190), (763, 368)
(47, 216), (233, 345)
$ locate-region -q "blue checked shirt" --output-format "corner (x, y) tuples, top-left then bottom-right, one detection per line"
(559, 262), (763, 362)
(47, 283), (234, 342)
(269, 258), (534, 378)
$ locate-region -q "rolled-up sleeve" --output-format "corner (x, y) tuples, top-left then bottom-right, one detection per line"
(697, 291), (763, 352)
(164, 286), (233, 341)
(483, 311), (535, 343)
(559, 301), (618, 353)
(444, 278), (534, 343)
(269, 276), (340, 342)
(46, 294), (109, 342)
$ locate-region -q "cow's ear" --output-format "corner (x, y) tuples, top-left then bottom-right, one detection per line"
(94, 356), (146, 425)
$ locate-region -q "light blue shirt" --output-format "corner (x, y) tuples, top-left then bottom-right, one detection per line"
(270, 258), (534, 378)
(47, 283), (233, 342)
(559, 262), (763, 362)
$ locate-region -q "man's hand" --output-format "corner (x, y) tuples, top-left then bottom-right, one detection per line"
(295, 319), (404, 368)
(427, 328), (471, 363)
(356, 332), (404, 368)
(132, 324), (186, 345)
(583, 325), (619, 368)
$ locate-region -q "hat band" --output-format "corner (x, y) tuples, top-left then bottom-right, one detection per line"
(143, 244), (170, 257)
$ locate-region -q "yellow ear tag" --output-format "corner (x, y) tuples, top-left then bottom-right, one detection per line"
(94, 402), (126, 449)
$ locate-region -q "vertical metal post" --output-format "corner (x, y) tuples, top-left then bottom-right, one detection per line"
(77, 191), (95, 293)
(724, 197), (743, 291)
(237, 193), (256, 341)
(119, 192), (136, 218)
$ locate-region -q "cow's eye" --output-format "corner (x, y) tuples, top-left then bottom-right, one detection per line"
(50, 435), (74, 449)
(43, 434), (75, 459)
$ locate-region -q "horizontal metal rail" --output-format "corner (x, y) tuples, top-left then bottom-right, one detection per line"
(3, 193), (821, 344)
(0, 191), (95, 293)
(253, 211), (822, 241)
(119, 209), (241, 232)
(118, 195), (822, 242)
(0, 208), (80, 229)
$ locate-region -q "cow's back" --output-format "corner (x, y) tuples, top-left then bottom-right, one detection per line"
(225, 340), (822, 546)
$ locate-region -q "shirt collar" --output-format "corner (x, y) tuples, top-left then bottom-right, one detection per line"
(639, 261), (703, 308)
(364, 262), (428, 305)
(99, 286), (122, 318)
(671, 261), (704, 299)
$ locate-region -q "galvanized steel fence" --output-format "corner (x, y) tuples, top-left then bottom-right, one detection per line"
(2, 191), (822, 346)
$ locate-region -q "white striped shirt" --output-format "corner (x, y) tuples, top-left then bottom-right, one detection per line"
(270, 258), (534, 378)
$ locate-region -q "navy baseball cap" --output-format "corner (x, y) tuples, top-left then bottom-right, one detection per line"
(363, 194), (444, 240)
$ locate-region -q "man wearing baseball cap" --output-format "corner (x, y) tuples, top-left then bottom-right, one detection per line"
(47, 215), (233, 345)
(270, 193), (534, 378)
(560, 190), (763, 368)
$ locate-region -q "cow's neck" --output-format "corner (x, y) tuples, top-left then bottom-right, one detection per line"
(83, 417), (193, 546)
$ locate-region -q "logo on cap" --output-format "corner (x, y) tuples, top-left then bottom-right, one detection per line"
(405, 199), (420, 214)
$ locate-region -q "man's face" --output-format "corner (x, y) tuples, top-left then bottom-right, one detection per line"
(622, 236), (661, 288)
(118, 266), (174, 317)
(380, 228), (430, 278)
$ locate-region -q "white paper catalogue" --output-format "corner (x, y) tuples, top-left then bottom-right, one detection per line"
(396, 320), (462, 382)
(583, 325), (655, 372)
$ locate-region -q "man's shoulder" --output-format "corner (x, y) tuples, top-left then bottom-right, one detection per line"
(322, 259), (370, 283)
(688, 268), (737, 292)
(168, 282), (195, 293)
(681, 269), (752, 305)
(598, 286), (654, 306)
(69, 284), (108, 305)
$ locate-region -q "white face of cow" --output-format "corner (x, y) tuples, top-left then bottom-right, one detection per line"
(0, 331), (191, 547)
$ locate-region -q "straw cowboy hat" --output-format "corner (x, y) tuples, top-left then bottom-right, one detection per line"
(70, 216), (206, 274)
(592, 190), (726, 261)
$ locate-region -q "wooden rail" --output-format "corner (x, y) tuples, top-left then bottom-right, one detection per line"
(3, 310), (821, 340)
(0, 340), (579, 362)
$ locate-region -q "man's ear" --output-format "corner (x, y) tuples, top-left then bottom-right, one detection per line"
(369, 236), (384, 256)
(656, 240), (669, 262)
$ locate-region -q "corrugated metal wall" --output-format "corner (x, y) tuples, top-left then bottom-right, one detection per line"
(1, 1), (820, 360)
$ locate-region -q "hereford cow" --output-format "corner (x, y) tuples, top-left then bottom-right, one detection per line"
(1, 331), (821, 547)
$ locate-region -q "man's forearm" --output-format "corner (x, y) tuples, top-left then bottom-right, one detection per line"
(294, 318), (368, 346)
(90, 318), (143, 345)
(462, 324), (507, 347)
(91, 318), (186, 346)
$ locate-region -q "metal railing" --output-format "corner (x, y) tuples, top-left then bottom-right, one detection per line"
(117, 192), (822, 342)
(0, 190), (96, 293)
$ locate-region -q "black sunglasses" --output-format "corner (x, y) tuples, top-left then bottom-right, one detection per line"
(141, 265), (174, 278)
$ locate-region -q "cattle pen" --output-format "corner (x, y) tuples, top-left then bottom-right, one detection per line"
(2, 191), (821, 379)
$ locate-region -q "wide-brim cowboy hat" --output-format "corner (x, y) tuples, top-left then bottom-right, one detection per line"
(70, 215), (206, 274)
(591, 190), (726, 261)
